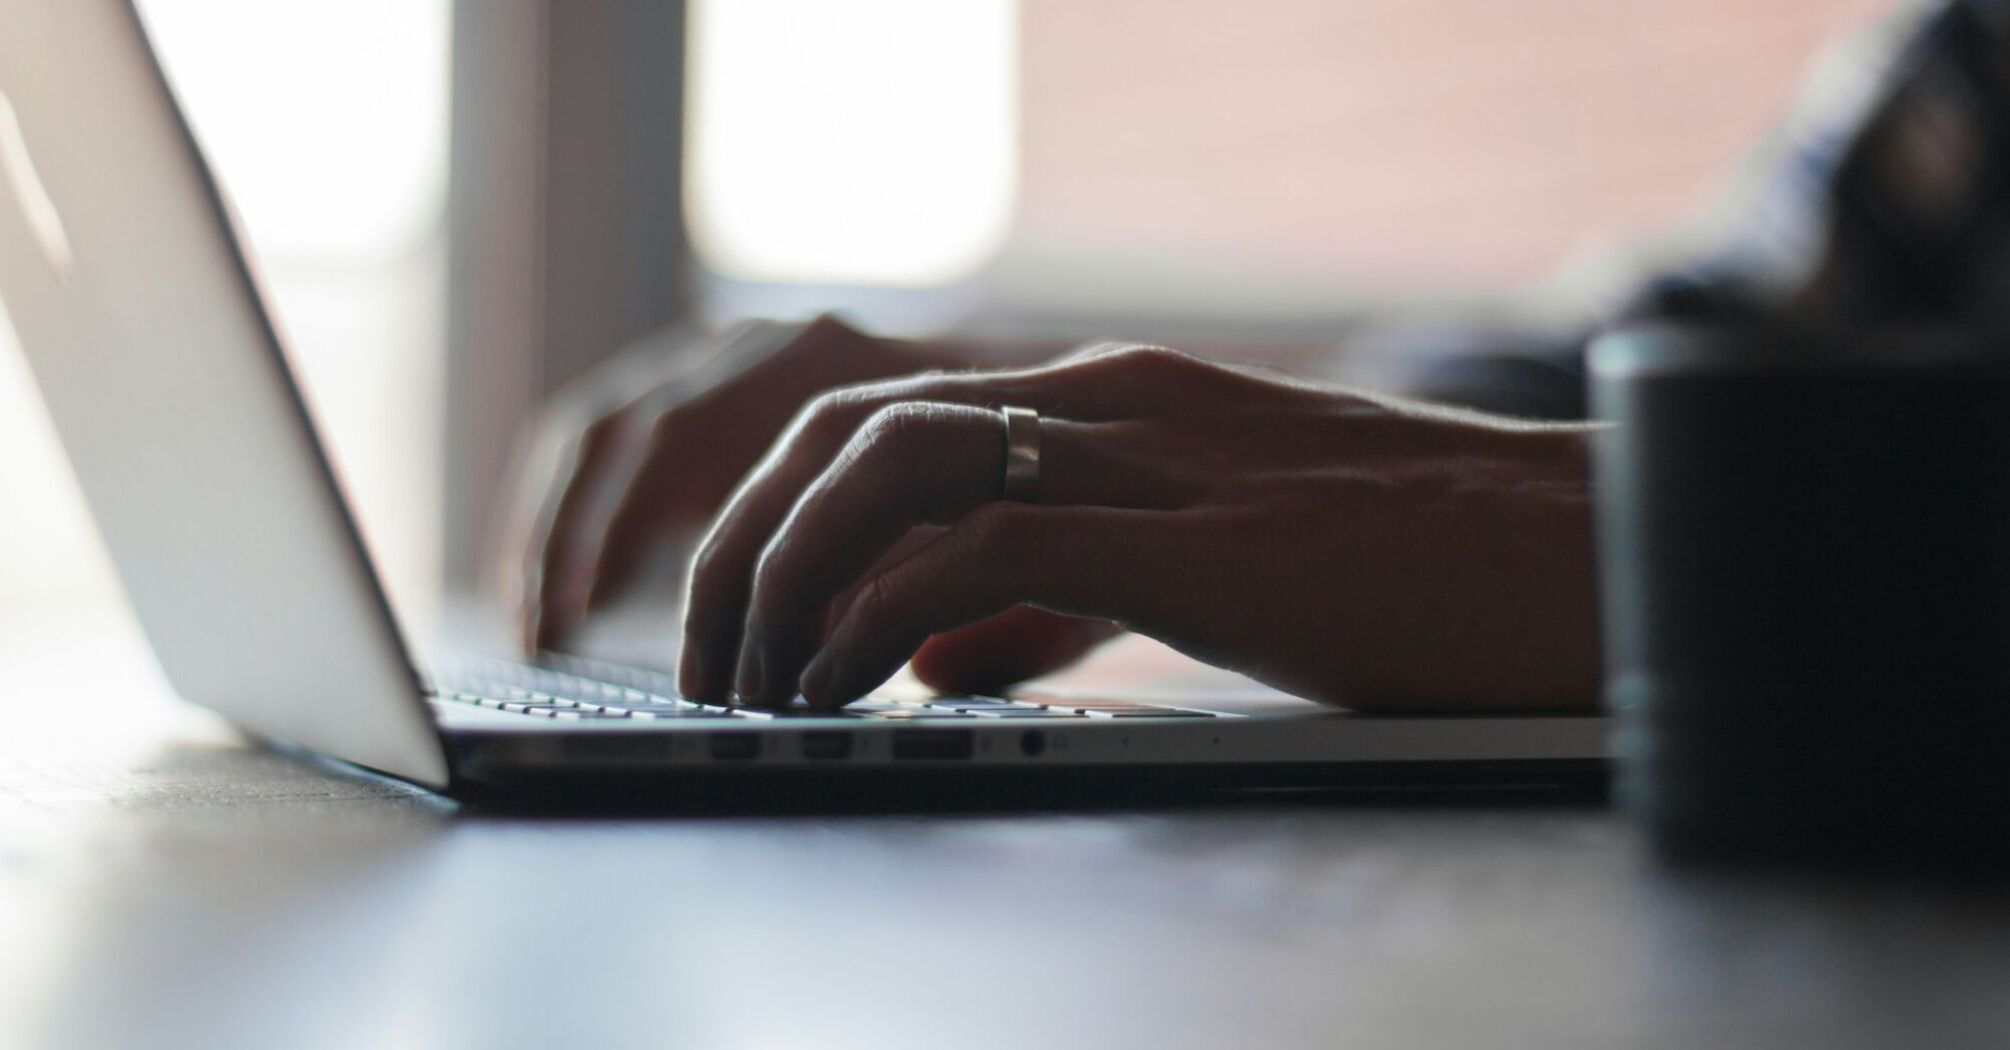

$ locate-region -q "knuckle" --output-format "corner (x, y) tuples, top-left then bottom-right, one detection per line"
(802, 386), (853, 420)
(1106, 343), (1183, 371)
(792, 389), (846, 438)
(642, 404), (686, 446)
(687, 540), (733, 590)
(568, 410), (651, 469)
(800, 312), (859, 343)
(1060, 339), (1130, 363)
(855, 401), (941, 457)
(1128, 344), (1205, 377)
(1066, 342), (1199, 386)
(540, 382), (609, 432)
(575, 410), (624, 449)
(798, 384), (878, 440)
(830, 400), (985, 524)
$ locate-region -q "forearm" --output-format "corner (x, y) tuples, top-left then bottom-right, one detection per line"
(891, 296), (1609, 405)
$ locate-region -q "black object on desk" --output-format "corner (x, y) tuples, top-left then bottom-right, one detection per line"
(1591, 323), (2010, 867)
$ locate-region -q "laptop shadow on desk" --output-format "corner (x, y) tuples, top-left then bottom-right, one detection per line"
(444, 760), (1613, 819)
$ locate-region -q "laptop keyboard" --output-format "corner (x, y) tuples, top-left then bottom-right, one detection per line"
(427, 654), (1218, 722)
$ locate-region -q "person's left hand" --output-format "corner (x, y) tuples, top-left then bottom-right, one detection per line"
(680, 344), (1603, 712)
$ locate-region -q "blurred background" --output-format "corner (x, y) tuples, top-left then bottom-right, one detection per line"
(0, 0), (1882, 644)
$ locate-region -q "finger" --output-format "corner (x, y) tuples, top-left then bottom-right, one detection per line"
(518, 411), (638, 653)
(504, 348), (702, 645)
(730, 403), (1178, 706)
(528, 321), (808, 642)
(910, 607), (1125, 694)
(678, 347), (1209, 699)
(729, 402), (996, 705)
(798, 503), (1180, 707)
(578, 323), (815, 611)
(495, 425), (561, 635)
(577, 415), (709, 612)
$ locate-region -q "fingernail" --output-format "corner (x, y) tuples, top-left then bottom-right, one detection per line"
(799, 654), (839, 706)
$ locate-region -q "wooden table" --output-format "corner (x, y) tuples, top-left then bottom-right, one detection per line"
(4, 612), (2008, 1050)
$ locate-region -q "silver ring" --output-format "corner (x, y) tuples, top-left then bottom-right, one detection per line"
(1000, 405), (1041, 502)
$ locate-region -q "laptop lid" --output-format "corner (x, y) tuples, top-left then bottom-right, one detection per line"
(0, 0), (448, 787)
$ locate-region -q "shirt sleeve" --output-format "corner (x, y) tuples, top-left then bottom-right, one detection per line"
(1376, 1), (2010, 418)
(1622, 0), (2010, 329)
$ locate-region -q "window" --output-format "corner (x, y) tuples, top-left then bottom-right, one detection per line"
(2, 0), (1889, 635)
(689, 0), (1886, 320)
(686, 0), (1019, 287)
(0, 0), (451, 628)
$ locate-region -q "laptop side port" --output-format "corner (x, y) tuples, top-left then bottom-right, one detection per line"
(799, 731), (852, 760)
(558, 734), (674, 762)
(709, 733), (760, 761)
(890, 728), (974, 761)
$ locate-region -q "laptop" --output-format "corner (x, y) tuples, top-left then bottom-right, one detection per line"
(0, 0), (1608, 803)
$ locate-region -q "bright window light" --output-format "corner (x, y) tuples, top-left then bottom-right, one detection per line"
(0, 0), (451, 628)
(133, 0), (449, 262)
(686, 0), (1019, 286)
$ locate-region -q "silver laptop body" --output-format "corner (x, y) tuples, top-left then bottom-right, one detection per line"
(0, 0), (1607, 800)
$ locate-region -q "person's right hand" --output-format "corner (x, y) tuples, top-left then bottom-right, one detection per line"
(501, 315), (948, 652)
(676, 343), (1601, 712)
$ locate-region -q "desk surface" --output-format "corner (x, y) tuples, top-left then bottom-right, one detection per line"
(4, 615), (2008, 1050)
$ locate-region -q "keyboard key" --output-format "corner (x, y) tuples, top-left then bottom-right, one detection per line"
(433, 656), (718, 722)
(924, 697), (1020, 710)
(1082, 709), (1215, 718)
(967, 708), (1084, 718)
(1032, 701), (1169, 714)
(861, 709), (971, 720)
